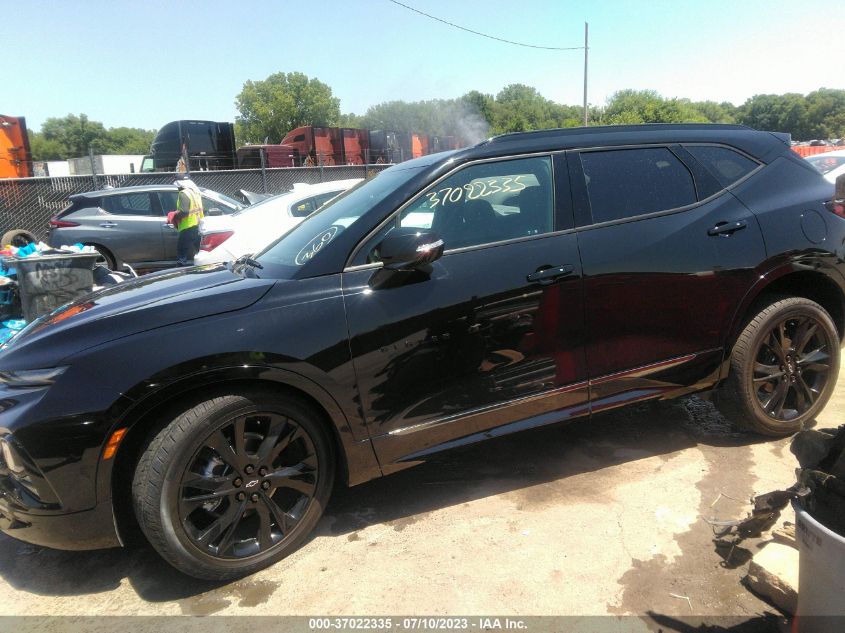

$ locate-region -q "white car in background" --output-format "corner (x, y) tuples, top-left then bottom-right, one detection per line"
(805, 149), (845, 185)
(195, 179), (362, 265)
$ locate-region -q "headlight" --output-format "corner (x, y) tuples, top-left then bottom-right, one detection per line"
(0, 438), (24, 474)
(0, 367), (67, 388)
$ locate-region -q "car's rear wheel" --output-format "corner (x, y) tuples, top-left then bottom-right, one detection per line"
(84, 244), (116, 270)
(132, 389), (334, 580)
(720, 297), (839, 436)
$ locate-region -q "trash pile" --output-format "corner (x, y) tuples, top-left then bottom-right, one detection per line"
(0, 241), (118, 339)
(706, 425), (845, 538)
(1, 241), (98, 260)
(0, 319), (25, 346)
(706, 425), (845, 620)
(791, 426), (845, 535)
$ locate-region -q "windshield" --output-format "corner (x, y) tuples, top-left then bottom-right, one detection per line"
(232, 191), (293, 216)
(202, 189), (245, 210)
(255, 165), (426, 276)
(806, 154), (845, 176)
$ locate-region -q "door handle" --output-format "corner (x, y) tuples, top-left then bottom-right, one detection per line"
(99, 222), (118, 228)
(707, 220), (747, 237)
(162, 223), (176, 229)
(527, 264), (574, 284)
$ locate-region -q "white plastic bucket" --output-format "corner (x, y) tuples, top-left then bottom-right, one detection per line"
(794, 501), (845, 632)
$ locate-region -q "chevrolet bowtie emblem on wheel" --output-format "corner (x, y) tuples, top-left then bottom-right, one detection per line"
(245, 479), (260, 488)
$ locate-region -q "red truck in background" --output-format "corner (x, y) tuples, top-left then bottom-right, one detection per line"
(279, 126), (462, 166)
(236, 144), (296, 168)
(0, 115), (32, 179)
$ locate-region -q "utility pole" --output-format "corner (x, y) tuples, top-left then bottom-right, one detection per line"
(583, 22), (589, 126)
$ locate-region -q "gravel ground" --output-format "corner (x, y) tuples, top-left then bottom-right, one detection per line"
(2, 370), (842, 625)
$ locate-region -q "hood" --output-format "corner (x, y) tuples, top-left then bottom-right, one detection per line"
(0, 264), (275, 369)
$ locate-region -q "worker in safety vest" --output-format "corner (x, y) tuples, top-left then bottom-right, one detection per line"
(172, 176), (204, 266)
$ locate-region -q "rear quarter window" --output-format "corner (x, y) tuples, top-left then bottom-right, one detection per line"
(684, 145), (759, 188)
(103, 193), (155, 216)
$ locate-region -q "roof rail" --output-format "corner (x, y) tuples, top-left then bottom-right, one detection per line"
(486, 123), (752, 144)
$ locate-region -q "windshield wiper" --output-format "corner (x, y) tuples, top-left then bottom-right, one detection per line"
(233, 254), (264, 270)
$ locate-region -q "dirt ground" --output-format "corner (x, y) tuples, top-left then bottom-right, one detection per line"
(2, 371), (843, 623)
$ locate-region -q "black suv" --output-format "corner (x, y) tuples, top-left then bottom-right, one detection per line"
(0, 124), (839, 580)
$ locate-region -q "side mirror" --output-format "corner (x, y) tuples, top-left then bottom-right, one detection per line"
(378, 228), (444, 271)
(207, 207), (224, 216)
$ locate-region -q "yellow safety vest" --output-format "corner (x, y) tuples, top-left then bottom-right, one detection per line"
(176, 189), (203, 231)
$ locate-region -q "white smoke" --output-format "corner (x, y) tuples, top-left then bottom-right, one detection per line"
(438, 99), (490, 146)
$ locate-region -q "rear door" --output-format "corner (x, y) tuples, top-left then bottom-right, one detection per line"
(97, 192), (167, 264)
(569, 144), (767, 412)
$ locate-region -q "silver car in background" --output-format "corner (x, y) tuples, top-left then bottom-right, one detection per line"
(46, 184), (244, 270)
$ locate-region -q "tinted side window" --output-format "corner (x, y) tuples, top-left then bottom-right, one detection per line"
(157, 192), (178, 214)
(580, 148), (696, 223)
(201, 195), (233, 215)
(684, 145), (758, 188)
(103, 193), (154, 216)
(315, 191), (342, 207)
(364, 156), (554, 260)
(291, 196), (318, 218)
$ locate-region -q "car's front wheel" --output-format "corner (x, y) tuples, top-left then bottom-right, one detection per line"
(720, 297), (840, 436)
(132, 389), (334, 580)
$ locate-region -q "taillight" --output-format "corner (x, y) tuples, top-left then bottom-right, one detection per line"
(824, 200), (845, 218)
(49, 216), (79, 228)
(200, 231), (233, 251)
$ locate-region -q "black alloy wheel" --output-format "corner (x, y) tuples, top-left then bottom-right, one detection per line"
(179, 412), (319, 559)
(752, 315), (832, 421)
(721, 297), (840, 436)
(133, 390), (334, 580)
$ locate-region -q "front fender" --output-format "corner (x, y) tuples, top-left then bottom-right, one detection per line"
(95, 355), (383, 511)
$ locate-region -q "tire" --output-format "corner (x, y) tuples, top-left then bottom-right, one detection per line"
(84, 244), (116, 270)
(132, 389), (335, 580)
(719, 297), (840, 436)
(1, 229), (36, 248)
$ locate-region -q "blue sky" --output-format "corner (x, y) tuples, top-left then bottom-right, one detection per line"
(7, 0), (843, 132)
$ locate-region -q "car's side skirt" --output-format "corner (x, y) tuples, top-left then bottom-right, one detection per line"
(370, 349), (722, 475)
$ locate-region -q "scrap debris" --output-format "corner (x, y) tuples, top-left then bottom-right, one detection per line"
(704, 425), (845, 540)
(668, 592), (693, 612)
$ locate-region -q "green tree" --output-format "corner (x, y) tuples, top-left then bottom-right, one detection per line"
(690, 100), (737, 123)
(40, 113), (110, 157)
(28, 131), (66, 161)
(235, 71), (341, 144)
(337, 112), (364, 128)
(461, 90), (496, 125)
(736, 93), (810, 139)
(102, 127), (156, 154)
(804, 88), (845, 139)
(603, 90), (709, 124)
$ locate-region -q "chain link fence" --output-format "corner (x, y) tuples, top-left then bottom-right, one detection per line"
(0, 164), (390, 239)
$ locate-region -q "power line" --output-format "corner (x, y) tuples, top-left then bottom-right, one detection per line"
(386, 0), (584, 51)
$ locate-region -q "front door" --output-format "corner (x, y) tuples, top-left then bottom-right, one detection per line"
(99, 191), (166, 264)
(342, 154), (589, 471)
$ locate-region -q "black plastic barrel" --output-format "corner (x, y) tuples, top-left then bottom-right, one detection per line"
(9, 253), (99, 322)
